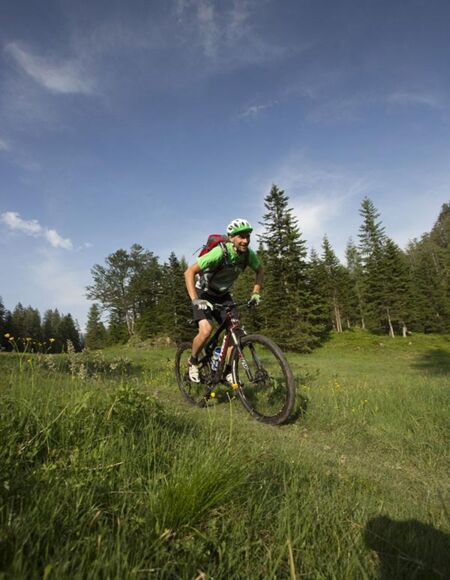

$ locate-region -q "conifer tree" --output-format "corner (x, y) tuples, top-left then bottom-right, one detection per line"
(42, 309), (62, 352)
(406, 204), (450, 333)
(84, 304), (107, 349)
(232, 260), (264, 332)
(320, 236), (350, 332)
(107, 310), (129, 345)
(379, 239), (411, 337)
(345, 239), (366, 329)
(358, 197), (388, 332)
(59, 314), (82, 352)
(10, 303), (26, 338)
(23, 307), (42, 341)
(307, 248), (333, 332)
(258, 184), (328, 351)
(7, 303), (42, 349)
(155, 253), (191, 343)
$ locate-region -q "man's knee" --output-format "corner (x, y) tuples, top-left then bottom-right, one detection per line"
(197, 320), (212, 339)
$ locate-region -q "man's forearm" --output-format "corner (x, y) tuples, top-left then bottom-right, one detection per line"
(252, 268), (264, 294)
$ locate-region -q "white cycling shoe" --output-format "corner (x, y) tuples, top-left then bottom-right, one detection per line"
(226, 373), (234, 385)
(188, 363), (200, 383)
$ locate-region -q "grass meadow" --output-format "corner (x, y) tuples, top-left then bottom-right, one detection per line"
(0, 331), (449, 579)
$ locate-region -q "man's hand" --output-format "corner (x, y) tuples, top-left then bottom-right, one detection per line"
(248, 293), (261, 306)
(192, 299), (213, 311)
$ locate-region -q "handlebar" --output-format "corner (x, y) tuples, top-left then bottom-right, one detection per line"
(187, 299), (260, 326)
(211, 299), (259, 312)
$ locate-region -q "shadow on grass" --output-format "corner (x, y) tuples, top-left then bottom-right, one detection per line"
(365, 515), (450, 579)
(203, 383), (307, 426)
(413, 348), (450, 376)
(285, 392), (308, 425)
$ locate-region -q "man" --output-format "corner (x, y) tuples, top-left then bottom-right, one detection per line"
(184, 218), (264, 383)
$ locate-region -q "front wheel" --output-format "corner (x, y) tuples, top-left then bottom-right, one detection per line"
(175, 342), (211, 407)
(232, 334), (295, 425)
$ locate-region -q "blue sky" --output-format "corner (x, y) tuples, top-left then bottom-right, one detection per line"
(1, 0), (449, 330)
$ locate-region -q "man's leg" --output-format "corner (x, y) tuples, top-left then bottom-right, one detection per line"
(189, 319), (213, 382)
(192, 319), (213, 358)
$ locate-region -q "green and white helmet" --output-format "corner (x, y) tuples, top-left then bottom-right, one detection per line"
(227, 218), (253, 236)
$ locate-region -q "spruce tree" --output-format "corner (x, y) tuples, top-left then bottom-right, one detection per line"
(258, 184), (328, 351)
(42, 309), (62, 352)
(407, 230), (450, 333)
(107, 310), (129, 345)
(345, 239), (366, 329)
(379, 239), (411, 337)
(11, 303), (26, 339)
(23, 307), (42, 341)
(307, 248), (333, 333)
(155, 253), (192, 343)
(358, 197), (388, 332)
(320, 236), (348, 332)
(85, 304), (107, 350)
(232, 259), (264, 332)
(403, 203), (449, 333)
(59, 314), (82, 352)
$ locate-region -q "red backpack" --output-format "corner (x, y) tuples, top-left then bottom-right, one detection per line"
(198, 234), (229, 258)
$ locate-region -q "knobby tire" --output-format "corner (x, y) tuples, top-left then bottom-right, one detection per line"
(232, 334), (295, 425)
(175, 342), (209, 407)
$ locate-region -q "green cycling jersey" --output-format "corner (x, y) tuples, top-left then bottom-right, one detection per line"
(196, 242), (261, 296)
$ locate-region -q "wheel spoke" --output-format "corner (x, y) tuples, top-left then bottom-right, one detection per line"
(233, 334), (295, 424)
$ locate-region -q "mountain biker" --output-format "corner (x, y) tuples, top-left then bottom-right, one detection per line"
(184, 218), (264, 383)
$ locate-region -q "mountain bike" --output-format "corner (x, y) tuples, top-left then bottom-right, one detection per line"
(175, 301), (295, 425)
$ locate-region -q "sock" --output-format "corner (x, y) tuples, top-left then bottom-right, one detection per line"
(189, 355), (198, 365)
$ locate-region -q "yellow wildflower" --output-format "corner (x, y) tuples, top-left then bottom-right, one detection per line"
(8, 336), (14, 341)
(49, 338), (56, 343)
(4, 333), (10, 338)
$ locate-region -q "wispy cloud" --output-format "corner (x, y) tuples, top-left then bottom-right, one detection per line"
(5, 42), (95, 95)
(386, 90), (443, 110)
(1, 211), (73, 249)
(239, 101), (276, 119)
(254, 152), (373, 257)
(305, 90), (446, 125)
(175, 0), (286, 68)
(0, 137), (10, 151)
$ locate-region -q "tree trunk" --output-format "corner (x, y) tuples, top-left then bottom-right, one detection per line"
(334, 301), (343, 333)
(125, 311), (135, 336)
(386, 307), (395, 338)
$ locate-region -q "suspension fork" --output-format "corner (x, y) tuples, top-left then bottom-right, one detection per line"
(230, 330), (258, 383)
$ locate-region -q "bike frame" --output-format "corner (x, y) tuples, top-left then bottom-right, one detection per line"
(198, 302), (247, 386)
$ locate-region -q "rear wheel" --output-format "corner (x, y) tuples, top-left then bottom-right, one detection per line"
(175, 342), (212, 407)
(232, 334), (295, 425)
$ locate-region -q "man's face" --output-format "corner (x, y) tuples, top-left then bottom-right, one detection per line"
(231, 232), (251, 253)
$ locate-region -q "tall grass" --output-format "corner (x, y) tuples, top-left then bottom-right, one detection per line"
(1, 331), (449, 578)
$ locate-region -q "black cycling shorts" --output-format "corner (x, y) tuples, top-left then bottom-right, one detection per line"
(192, 291), (238, 324)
